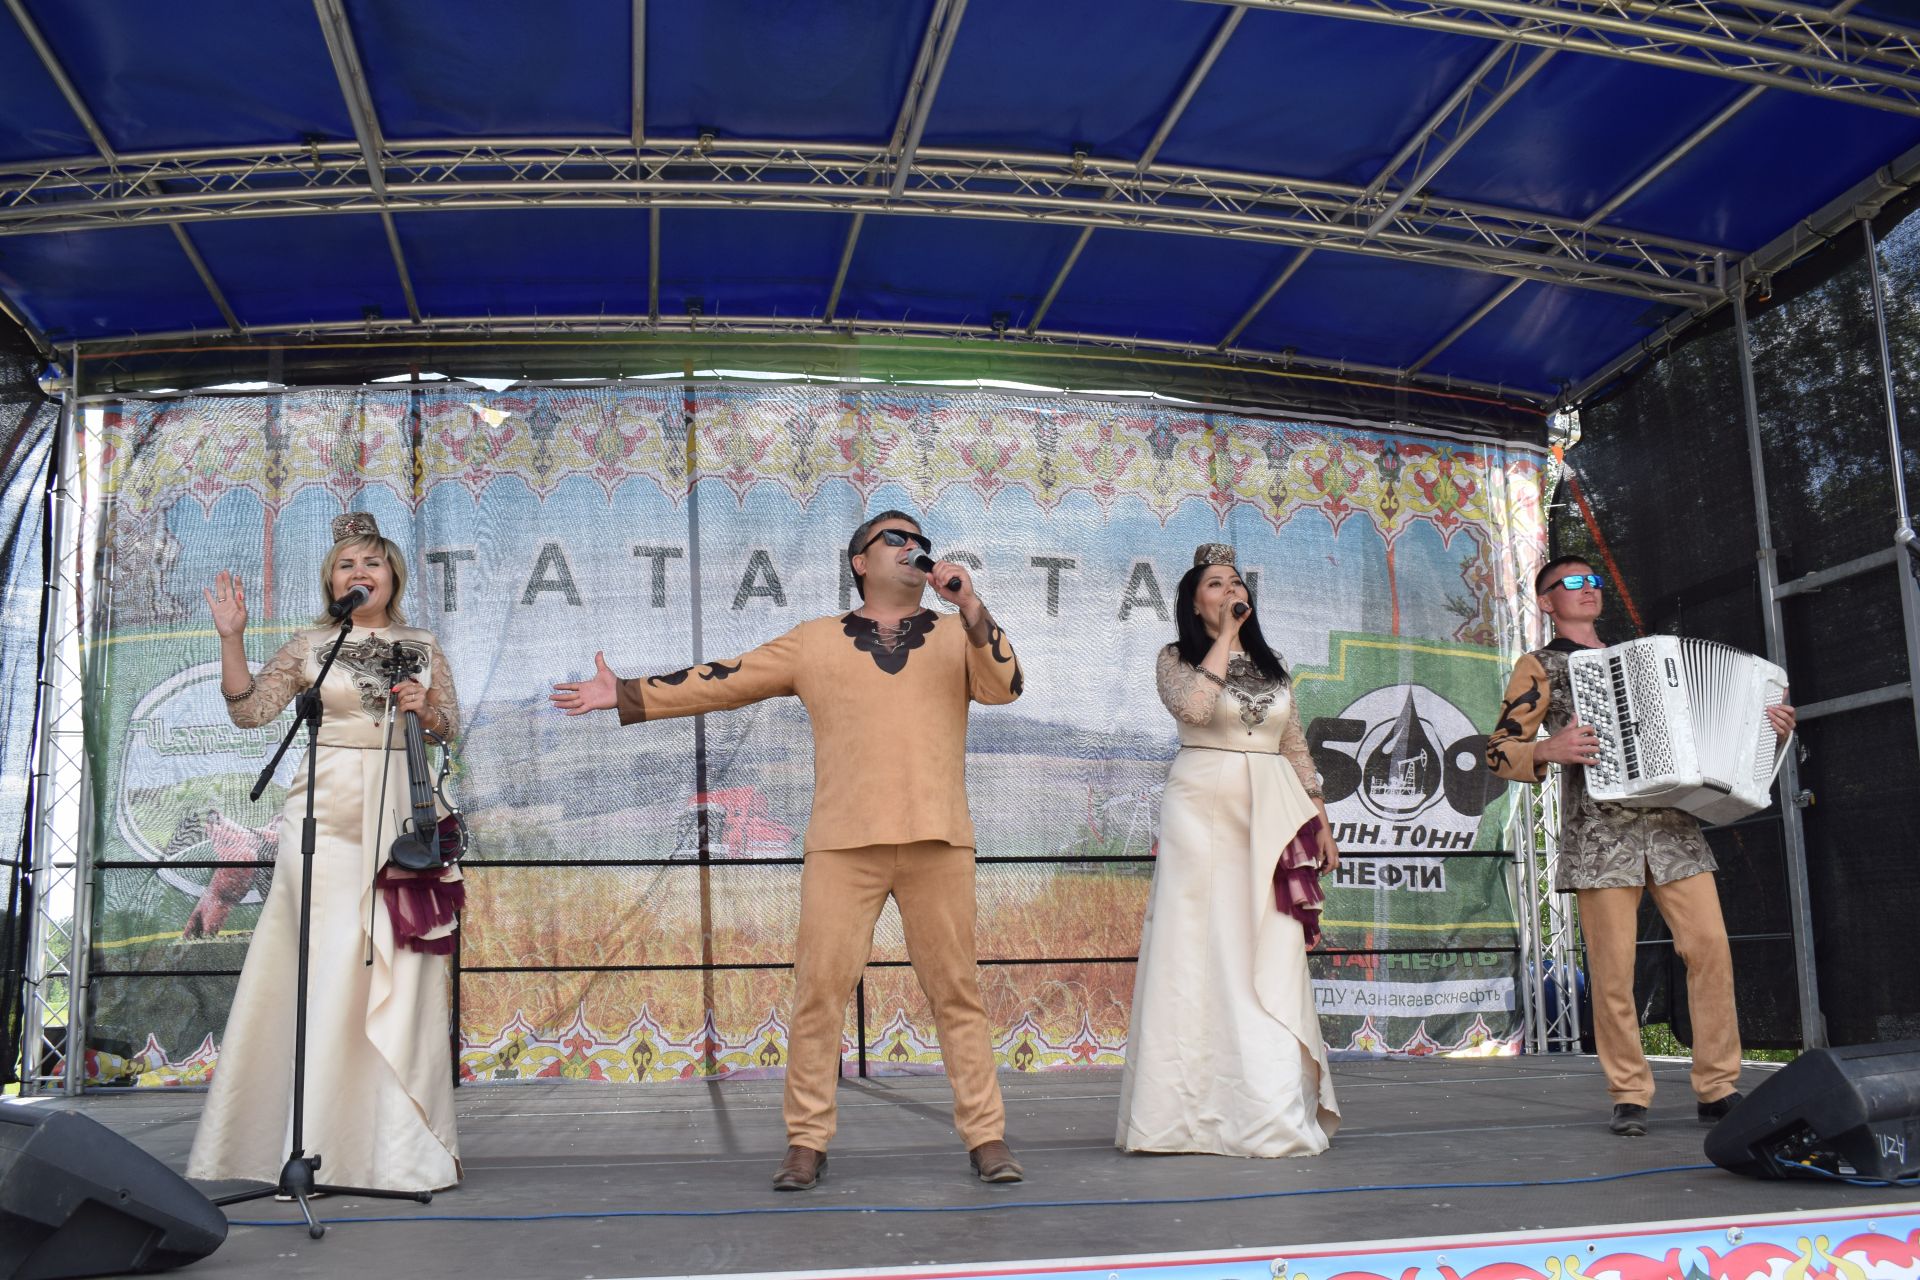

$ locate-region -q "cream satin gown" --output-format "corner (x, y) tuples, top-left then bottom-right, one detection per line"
(1116, 649), (1341, 1157)
(187, 624), (461, 1191)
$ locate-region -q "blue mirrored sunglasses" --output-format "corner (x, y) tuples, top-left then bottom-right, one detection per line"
(1552, 573), (1606, 591)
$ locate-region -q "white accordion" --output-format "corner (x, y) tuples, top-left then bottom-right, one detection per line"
(1567, 636), (1791, 825)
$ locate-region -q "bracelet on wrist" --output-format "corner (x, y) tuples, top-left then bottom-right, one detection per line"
(220, 678), (256, 703)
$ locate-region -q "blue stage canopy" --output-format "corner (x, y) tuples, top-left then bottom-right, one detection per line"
(4, 0), (1920, 423)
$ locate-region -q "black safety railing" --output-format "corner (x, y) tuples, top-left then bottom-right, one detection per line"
(91, 845), (1523, 1084)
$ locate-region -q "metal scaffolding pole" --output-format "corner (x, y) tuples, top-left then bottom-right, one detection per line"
(1511, 767), (1582, 1053)
(1547, 786), (1581, 1053)
(1512, 786), (1548, 1052)
(890, 0), (968, 198)
(22, 346), (93, 1093)
(1731, 286), (1826, 1049)
(18, 389), (66, 1092)
(1508, 555), (1581, 1055)
(1861, 219), (1920, 765)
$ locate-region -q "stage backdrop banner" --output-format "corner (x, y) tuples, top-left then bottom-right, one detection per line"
(76, 384), (1544, 1086)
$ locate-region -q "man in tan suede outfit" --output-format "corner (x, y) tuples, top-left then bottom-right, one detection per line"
(1486, 555), (1793, 1138)
(553, 511), (1025, 1190)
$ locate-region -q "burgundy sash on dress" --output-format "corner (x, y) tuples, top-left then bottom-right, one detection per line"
(1274, 814), (1328, 948)
(374, 864), (465, 954)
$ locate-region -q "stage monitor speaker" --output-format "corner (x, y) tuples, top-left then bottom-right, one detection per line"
(1705, 1039), (1920, 1182)
(0, 1104), (226, 1279)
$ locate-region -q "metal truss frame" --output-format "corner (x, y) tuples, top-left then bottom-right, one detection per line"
(1225, 38), (1557, 353)
(1279, 0), (1868, 369)
(1421, 75), (1770, 377)
(0, 139), (1727, 308)
(630, 0), (647, 148)
(1028, 5), (1246, 335)
(1363, 42), (1558, 236)
(1505, 452), (1581, 1055)
(312, 0), (423, 323)
(1, 0), (1915, 413)
(1565, 130), (1920, 406)
(1199, 0), (1920, 117)
(21, 351), (93, 1094)
(71, 309), (1545, 406)
(890, 0), (968, 198)
(829, 0), (969, 320)
(2, 0), (242, 335)
(1511, 774), (1583, 1053)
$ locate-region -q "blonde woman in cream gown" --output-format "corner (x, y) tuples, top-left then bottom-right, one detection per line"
(187, 513), (462, 1193)
(1117, 544), (1341, 1157)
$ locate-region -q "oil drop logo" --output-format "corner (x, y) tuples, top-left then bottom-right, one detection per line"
(1308, 683), (1499, 849)
(1358, 689), (1447, 820)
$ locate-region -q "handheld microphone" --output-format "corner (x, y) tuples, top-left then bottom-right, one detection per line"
(908, 550), (963, 593)
(329, 584), (370, 620)
(1231, 602), (1250, 619)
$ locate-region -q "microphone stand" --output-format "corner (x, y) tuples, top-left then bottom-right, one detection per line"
(212, 612), (432, 1239)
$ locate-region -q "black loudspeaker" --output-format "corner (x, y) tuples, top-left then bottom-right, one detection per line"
(0, 1105), (226, 1279)
(1706, 1039), (1920, 1182)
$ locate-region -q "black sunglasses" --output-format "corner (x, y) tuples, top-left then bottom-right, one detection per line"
(860, 528), (932, 555)
(1549, 573), (1606, 591)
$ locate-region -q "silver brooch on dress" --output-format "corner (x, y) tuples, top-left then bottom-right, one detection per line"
(1225, 654), (1276, 727)
(1235, 687), (1275, 727)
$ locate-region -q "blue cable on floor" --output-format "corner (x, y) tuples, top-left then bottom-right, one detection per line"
(227, 1162), (1719, 1227)
(1772, 1154), (1920, 1188)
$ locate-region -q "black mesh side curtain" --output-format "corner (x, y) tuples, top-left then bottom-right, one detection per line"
(0, 314), (54, 1085)
(1560, 196), (1920, 1050)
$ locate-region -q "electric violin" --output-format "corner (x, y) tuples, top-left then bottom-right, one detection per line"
(382, 645), (468, 873)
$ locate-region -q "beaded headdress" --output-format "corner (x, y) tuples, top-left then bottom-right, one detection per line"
(1192, 543), (1237, 567)
(331, 511), (381, 544)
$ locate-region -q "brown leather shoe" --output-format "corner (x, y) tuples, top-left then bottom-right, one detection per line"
(968, 1139), (1024, 1183)
(772, 1145), (826, 1191)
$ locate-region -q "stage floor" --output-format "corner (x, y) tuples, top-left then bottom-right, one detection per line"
(36, 1055), (1919, 1280)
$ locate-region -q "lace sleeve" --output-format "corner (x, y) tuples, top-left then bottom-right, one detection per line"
(1278, 695), (1323, 797)
(1156, 646), (1221, 726)
(427, 642), (461, 740)
(224, 633), (310, 730)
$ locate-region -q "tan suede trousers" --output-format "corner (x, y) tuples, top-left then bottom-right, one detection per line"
(784, 841), (1006, 1152)
(1577, 870), (1741, 1108)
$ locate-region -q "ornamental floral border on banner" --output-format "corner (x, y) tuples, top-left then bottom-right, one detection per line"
(85, 1006), (1524, 1088)
(97, 386), (1542, 549)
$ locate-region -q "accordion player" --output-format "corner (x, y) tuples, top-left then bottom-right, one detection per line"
(1486, 556), (1797, 1139)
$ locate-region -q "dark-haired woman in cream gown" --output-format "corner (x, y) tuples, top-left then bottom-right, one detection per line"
(1117, 545), (1341, 1158)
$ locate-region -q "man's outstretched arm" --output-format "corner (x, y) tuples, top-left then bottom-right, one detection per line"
(553, 628), (801, 724)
